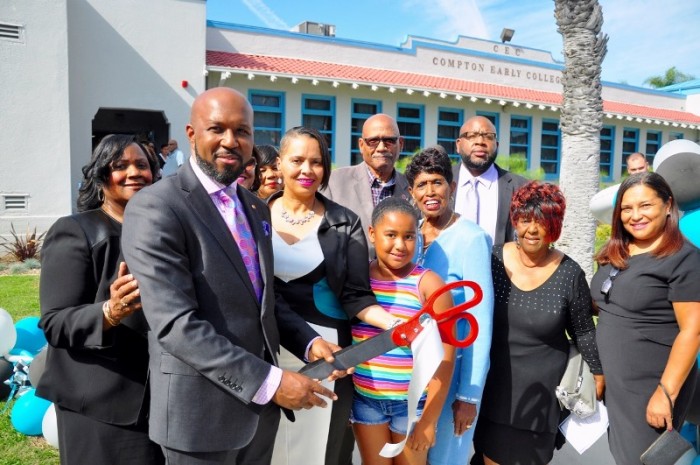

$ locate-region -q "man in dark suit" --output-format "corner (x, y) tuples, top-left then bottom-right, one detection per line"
(321, 114), (411, 256)
(122, 87), (342, 465)
(452, 115), (528, 245)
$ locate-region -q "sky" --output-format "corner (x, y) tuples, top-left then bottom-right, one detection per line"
(206, 0), (700, 88)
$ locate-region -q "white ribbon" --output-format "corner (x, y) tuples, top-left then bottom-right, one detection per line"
(379, 318), (444, 458)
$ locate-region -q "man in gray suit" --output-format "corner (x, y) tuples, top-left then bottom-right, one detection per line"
(122, 87), (342, 465)
(322, 114), (411, 256)
(453, 115), (528, 246)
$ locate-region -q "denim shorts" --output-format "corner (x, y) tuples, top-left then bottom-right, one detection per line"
(350, 392), (425, 435)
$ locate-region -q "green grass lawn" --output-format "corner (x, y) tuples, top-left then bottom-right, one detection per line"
(0, 274), (60, 465)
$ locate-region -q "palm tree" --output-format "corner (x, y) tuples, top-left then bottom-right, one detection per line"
(644, 66), (696, 88)
(554, 0), (608, 279)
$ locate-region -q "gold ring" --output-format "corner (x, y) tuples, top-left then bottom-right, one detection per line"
(121, 300), (128, 308)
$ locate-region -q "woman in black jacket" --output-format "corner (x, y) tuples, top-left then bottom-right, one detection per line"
(267, 127), (395, 465)
(37, 134), (163, 465)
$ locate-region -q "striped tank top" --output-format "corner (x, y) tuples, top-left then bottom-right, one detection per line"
(352, 265), (428, 400)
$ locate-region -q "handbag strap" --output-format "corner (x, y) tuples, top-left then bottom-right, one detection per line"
(658, 382), (674, 424)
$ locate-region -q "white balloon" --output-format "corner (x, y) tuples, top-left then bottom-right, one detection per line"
(653, 139), (700, 212)
(42, 403), (59, 449)
(590, 184), (620, 224)
(0, 308), (17, 357)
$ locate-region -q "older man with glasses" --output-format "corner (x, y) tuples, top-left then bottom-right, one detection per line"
(322, 113), (411, 257)
(452, 115), (527, 246)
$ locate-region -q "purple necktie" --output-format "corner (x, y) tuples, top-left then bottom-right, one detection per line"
(216, 189), (263, 301)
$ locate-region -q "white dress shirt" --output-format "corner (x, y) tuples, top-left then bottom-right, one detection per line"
(454, 163), (499, 243)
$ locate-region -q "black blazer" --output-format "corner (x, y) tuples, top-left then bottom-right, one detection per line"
(37, 209), (150, 425)
(451, 163), (528, 246)
(268, 190), (378, 323)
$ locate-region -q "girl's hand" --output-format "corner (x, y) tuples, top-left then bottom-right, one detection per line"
(105, 262), (142, 326)
(407, 418), (436, 452)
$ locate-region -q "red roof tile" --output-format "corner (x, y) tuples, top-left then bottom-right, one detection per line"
(206, 51), (700, 125)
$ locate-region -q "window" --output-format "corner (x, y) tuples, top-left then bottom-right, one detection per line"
(249, 90), (284, 146)
(621, 128), (639, 173)
(540, 119), (560, 179)
(599, 125), (615, 181)
(476, 111), (500, 134)
(646, 130), (661, 166)
(509, 116), (531, 168)
(3, 194), (28, 211)
(437, 108), (463, 161)
(302, 95), (335, 161)
(670, 132), (684, 141)
(350, 99), (382, 165)
(397, 104), (424, 157)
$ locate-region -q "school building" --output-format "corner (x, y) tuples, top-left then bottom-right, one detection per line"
(2, 0), (699, 237)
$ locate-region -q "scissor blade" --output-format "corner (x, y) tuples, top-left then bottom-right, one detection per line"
(298, 328), (397, 380)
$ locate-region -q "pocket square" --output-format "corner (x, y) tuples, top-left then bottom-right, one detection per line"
(262, 221), (271, 236)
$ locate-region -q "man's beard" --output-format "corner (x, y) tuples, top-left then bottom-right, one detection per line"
(461, 150), (497, 174)
(194, 142), (243, 186)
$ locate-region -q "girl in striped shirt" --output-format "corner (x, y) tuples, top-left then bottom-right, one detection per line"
(351, 197), (456, 465)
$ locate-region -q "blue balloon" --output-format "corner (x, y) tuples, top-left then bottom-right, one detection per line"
(681, 209), (700, 248)
(10, 388), (51, 435)
(12, 317), (46, 355)
(692, 454), (700, 465)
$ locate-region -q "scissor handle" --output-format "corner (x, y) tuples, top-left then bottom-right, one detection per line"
(438, 312), (479, 348)
(392, 280), (483, 347)
(424, 280), (483, 321)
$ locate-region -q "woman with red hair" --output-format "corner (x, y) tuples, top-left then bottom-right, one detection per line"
(472, 181), (604, 465)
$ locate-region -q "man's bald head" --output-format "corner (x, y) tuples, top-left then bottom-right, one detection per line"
(626, 152), (649, 175)
(186, 87), (255, 185)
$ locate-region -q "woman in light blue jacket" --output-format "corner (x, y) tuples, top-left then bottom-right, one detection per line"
(406, 146), (494, 465)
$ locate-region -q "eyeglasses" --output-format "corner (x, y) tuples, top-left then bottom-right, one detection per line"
(601, 267), (620, 300)
(362, 137), (399, 148)
(459, 131), (497, 142)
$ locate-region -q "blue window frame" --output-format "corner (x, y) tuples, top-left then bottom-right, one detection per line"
(540, 119), (560, 179)
(646, 130), (661, 166)
(600, 125), (615, 182)
(670, 132), (684, 141)
(509, 116), (531, 168)
(621, 127), (639, 174)
(249, 90), (284, 146)
(302, 94), (335, 161)
(350, 99), (382, 165)
(437, 108), (463, 162)
(397, 104), (424, 157)
(476, 111), (500, 136)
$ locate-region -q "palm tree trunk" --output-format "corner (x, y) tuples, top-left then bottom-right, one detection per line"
(554, 0), (608, 279)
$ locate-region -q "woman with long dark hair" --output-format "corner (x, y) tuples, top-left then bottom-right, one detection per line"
(38, 134), (163, 465)
(592, 172), (700, 465)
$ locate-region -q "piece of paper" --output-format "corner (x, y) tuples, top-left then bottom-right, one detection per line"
(379, 318), (444, 458)
(559, 401), (609, 454)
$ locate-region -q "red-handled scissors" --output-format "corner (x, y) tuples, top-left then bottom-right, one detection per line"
(299, 280), (482, 380)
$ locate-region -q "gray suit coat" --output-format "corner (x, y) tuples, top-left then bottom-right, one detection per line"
(122, 161), (317, 453)
(321, 162), (411, 256)
(451, 163), (528, 246)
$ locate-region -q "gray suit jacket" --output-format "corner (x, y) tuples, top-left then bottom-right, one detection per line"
(451, 163), (528, 246)
(321, 162), (411, 256)
(122, 161), (317, 453)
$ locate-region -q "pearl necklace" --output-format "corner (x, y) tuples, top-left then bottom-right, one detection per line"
(281, 199), (316, 225)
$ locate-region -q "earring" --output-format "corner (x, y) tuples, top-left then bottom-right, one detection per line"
(515, 236), (521, 249)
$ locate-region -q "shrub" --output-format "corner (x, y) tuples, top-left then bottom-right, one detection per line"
(1, 224), (45, 262)
(23, 258), (41, 270)
(9, 262), (29, 275)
